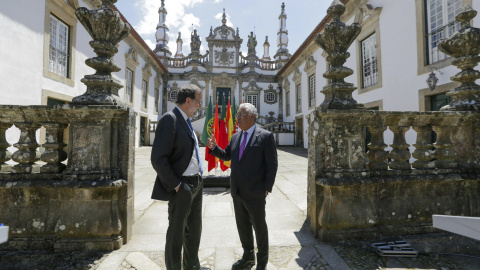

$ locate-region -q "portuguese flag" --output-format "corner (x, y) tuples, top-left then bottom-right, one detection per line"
(201, 96), (217, 171)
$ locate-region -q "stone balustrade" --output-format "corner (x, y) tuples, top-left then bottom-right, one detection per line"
(263, 121), (295, 133)
(166, 51), (210, 68)
(239, 53), (282, 70)
(307, 108), (480, 242)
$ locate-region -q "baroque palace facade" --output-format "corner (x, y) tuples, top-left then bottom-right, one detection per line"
(1, 0), (479, 149)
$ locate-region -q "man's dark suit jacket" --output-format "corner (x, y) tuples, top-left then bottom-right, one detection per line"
(151, 107), (196, 201)
(211, 126), (278, 200)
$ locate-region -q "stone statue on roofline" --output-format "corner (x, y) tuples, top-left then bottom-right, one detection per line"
(190, 29), (201, 53)
(247, 31), (257, 56)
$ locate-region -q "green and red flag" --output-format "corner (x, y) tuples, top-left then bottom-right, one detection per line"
(202, 96), (217, 171)
(222, 100), (235, 169)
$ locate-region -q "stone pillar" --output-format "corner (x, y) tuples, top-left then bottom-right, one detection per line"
(40, 123), (68, 173)
(388, 126), (411, 170)
(433, 126), (457, 169)
(366, 126), (388, 170)
(0, 123), (12, 173)
(11, 123), (41, 173)
(412, 126), (435, 169)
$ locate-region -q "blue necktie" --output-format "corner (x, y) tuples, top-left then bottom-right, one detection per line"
(187, 118), (203, 175)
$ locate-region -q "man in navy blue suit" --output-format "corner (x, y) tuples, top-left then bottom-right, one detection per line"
(151, 84), (209, 270)
(207, 103), (278, 270)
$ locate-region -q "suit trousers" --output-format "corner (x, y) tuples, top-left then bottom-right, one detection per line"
(165, 176), (203, 270)
(233, 195), (268, 265)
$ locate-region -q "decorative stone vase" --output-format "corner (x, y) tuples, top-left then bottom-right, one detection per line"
(438, 6), (480, 111)
(315, 0), (364, 110)
(72, 0), (130, 105)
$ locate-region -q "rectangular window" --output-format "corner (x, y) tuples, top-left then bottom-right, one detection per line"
(426, 0), (462, 64)
(308, 74), (316, 107)
(247, 95), (257, 108)
(286, 92), (290, 116)
(361, 33), (378, 88)
(126, 68), (133, 103)
(154, 88), (159, 113)
(142, 80), (148, 108)
(49, 14), (70, 78)
(296, 84), (301, 112)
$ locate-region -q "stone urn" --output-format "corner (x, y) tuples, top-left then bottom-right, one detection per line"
(72, 0), (130, 105)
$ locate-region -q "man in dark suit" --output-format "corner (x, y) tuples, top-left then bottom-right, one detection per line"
(151, 84), (209, 270)
(207, 103), (278, 270)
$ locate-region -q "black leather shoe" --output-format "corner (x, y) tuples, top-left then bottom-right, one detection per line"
(256, 263), (267, 270)
(232, 257), (255, 269)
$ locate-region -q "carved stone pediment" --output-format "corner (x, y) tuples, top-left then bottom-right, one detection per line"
(125, 48), (139, 66)
(212, 72), (236, 86)
(303, 55), (317, 72)
(354, 4), (382, 24)
(243, 79), (262, 92)
(292, 67), (302, 82)
(142, 63), (152, 77)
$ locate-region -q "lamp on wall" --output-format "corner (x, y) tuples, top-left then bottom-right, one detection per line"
(426, 68), (440, 90)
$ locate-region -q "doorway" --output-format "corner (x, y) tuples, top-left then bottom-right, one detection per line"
(216, 87), (231, 114)
(295, 117), (303, 147)
(140, 116), (147, 146)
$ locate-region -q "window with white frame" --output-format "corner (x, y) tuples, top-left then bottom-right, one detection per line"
(426, 0), (462, 64)
(286, 92), (290, 116)
(49, 14), (70, 77)
(296, 84), (301, 112)
(126, 68), (133, 103)
(247, 94), (258, 108)
(142, 80), (148, 108)
(308, 74), (316, 107)
(154, 88), (159, 113)
(361, 33), (378, 88)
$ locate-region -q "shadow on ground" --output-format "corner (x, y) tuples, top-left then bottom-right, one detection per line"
(0, 251), (108, 270)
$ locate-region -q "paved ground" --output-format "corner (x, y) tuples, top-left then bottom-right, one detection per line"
(95, 146), (480, 270)
(1, 146), (479, 269)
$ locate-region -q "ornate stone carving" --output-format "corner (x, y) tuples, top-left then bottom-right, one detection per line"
(264, 84), (277, 105)
(438, 6), (480, 111)
(214, 47), (234, 66)
(315, 0), (364, 110)
(72, 0), (130, 105)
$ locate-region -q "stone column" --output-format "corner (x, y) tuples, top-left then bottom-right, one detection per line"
(40, 123), (68, 173)
(11, 123), (41, 173)
(0, 123), (12, 172)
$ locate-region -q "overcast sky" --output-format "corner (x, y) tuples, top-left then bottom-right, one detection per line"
(115, 0), (331, 57)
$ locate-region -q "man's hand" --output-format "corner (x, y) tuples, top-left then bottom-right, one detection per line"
(207, 136), (217, 149)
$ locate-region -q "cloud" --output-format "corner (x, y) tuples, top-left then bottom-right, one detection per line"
(213, 0), (223, 3)
(134, 0), (203, 46)
(144, 39), (156, 50)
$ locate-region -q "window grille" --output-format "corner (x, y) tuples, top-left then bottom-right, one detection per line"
(361, 33), (378, 88)
(266, 92), (275, 103)
(126, 68), (133, 103)
(170, 90), (178, 101)
(142, 80), (148, 108)
(309, 74), (316, 107)
(426, 0), (462, 64)
(49, 15), (69, 77)
(247, 95), (258, 108)
(296, 84), (302, 112)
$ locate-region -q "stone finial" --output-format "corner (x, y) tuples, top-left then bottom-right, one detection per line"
(315, 0), (363, 110)
(161, 0), (165, 8)
(222, 8), (227, 25)
(438, 5), (480, 111)
(236, 27), (240, 37)
(190, 29), (201, 54)
(73, 0), (130, 105)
